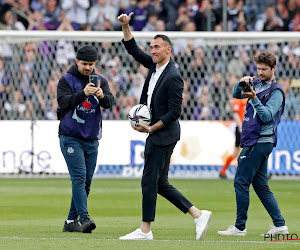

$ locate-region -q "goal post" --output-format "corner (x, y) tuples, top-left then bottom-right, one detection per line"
(1, 30), (300, 44)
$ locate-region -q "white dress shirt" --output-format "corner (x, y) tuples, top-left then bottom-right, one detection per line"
(147, 61), (169, 109)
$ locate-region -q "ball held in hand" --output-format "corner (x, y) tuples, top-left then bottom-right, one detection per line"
(128, 104), (151, 127)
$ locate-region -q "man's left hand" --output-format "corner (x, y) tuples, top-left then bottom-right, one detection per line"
(95, 88), (104, 99)
(131, 123), (148, 133)
(242, 86), (256, 99)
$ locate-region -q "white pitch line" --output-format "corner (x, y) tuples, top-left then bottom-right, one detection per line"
(1, 237), (300, 244)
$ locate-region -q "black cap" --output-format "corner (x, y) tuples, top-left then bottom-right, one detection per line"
(76, 46), (98, 61)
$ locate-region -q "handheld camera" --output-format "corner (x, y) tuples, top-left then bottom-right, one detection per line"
(238, 79), (254, 92)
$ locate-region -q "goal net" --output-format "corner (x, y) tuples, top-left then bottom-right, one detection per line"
(1, 31), (300, 121)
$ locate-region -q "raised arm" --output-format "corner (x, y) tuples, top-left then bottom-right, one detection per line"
(117, 12), (134, 41)
(117, 12), (153, 69)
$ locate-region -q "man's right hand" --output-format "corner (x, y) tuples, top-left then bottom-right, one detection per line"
(239, 76), (255, 83)
(117, 12), (133, 27)
(84, 83), (97, 97)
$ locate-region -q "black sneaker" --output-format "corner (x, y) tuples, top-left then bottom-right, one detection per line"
(62, 219), (83, 232)
(219, 173), (227, 179)
(81, 215), (96, 233)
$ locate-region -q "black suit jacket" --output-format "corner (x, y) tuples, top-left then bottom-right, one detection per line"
(123, 38), (183, 146)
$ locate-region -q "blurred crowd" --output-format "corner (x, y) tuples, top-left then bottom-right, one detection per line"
(0, 0), (300, 122)
(0, 0), (300, 32)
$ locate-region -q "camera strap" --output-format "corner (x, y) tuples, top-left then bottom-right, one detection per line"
(261, 78), (277, 99)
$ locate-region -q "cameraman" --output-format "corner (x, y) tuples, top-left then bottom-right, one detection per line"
(218, 51), (289, 236)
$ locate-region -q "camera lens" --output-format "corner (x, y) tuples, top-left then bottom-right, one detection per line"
(238, 81), (247, 90)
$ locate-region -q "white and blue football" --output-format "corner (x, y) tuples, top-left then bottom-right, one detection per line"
(128, 104), (151, 127)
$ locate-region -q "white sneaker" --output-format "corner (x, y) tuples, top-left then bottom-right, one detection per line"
(194, 210), (212, 240)
(218, 225), (247, 236)
(119, 228), (153, 240)
(260, 225), (289, 236)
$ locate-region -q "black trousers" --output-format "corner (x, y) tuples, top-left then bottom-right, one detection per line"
(141, 138), (193, 222)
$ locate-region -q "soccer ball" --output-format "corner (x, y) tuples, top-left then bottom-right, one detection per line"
(128, 104), (151, 127)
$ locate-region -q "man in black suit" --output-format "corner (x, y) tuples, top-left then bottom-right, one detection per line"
(117, 12), (212, 241)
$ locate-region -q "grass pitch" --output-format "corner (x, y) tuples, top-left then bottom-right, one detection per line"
(0, 178), (299, 249)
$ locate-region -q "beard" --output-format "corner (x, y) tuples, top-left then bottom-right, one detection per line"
(259, 75), (272, 81)
(80, 69), (91, 76)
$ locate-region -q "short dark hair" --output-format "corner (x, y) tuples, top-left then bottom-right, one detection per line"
(153, 34), (172, 47)
(253, 51), (276, 69)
